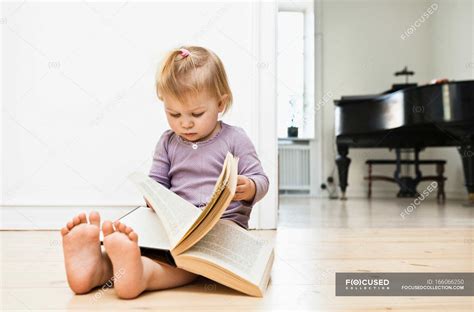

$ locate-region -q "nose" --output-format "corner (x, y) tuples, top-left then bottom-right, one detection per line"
(181, 118), (194, 129)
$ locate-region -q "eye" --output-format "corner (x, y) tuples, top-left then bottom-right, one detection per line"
(192, 112), (205, 117)
(170, 113), (180, 118)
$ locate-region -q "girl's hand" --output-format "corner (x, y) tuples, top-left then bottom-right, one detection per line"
(233, 175), (256, 202)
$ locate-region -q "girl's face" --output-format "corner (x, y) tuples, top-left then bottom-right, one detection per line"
(163, 91), (227, 142)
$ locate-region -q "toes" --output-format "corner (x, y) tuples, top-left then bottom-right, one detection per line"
(78, 213), (87, 224)
(67, 221), (74, 230)
(118, 222), (127, 233)
(106, 220), (136, 241)
(60, 227), (69, 236)
(89, 211), (101, 227)
(113, 221), (127, 233)
(102, 221), (115, 236)
(73, 215), (81, 226)
(116, 222), (133, 235)
(128, 231), (138, 242)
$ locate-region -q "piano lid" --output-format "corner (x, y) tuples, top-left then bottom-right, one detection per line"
(334, 80), (474, 136)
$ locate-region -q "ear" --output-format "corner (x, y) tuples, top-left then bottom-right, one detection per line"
(217, 94), (229, 113)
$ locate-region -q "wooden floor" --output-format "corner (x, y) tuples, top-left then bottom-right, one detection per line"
(1, 197), (473, 311)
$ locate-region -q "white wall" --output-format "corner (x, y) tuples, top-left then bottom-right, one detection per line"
(1, 1), (278, 228)
(317, 0), (473, 199)
(424, 0), (474, 198)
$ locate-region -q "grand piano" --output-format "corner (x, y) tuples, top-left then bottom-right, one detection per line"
(334, 69), (474, 203)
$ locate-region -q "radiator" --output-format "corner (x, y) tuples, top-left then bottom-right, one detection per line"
(278, 144), (311, 191)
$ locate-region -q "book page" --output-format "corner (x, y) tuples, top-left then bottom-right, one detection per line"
(179, 219), (274, 285)
(128, 172), (201, 249)
(106, 206), (171, 250)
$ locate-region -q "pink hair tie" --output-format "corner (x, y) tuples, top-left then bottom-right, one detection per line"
(179, 48), (190, 57)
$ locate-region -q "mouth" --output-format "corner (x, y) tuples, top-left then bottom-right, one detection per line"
(183, 133), (197, 137)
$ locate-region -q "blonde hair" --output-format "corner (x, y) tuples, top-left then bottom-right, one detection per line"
(156, 46), (233, 114)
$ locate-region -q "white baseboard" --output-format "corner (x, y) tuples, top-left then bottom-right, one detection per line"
(345, 188), (466, 199)
(0, 206), (134, 230)
(280, 189), (467, 200)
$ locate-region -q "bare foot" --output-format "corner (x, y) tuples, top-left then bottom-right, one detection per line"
(102, 220), (146, 299)
(61, 211), (112, 294)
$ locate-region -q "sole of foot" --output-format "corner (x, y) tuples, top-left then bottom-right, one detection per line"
(102, 220), (145, 299)
(61, 211), (110, 294)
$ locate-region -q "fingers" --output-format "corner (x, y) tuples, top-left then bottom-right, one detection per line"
(233, 192), (246, 201)
(236, 176), (250, 191)
(235, 180), (250, 192)
(234, 176), (255, 201)
(235, 186), (243, 193)
(234, 185), (248, 199)
(236, 175), (248, 185)
(234, 194), (243, 201)
(233, 176), (256, 202)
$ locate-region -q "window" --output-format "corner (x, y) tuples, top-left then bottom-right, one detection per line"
(277, 2), (314, 139)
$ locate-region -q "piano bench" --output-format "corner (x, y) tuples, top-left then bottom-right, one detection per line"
(364, 159), (446, 202)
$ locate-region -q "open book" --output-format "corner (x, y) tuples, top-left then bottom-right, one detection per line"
(100, 152), (274, 297)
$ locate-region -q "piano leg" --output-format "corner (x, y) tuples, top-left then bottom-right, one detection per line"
(458, 143), (474, 206)
(336, 145), (351, 200)
(394, 148), (419, 197)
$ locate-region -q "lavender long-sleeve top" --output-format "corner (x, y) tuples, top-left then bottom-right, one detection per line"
(148, 121), (269, 229)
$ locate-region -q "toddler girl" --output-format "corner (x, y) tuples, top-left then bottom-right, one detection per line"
(61, 46), (269, 299)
